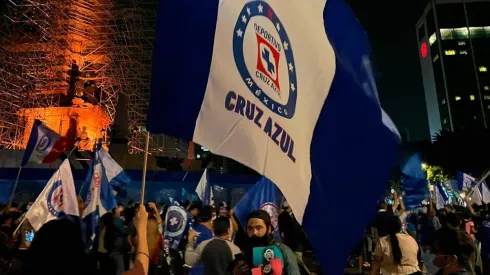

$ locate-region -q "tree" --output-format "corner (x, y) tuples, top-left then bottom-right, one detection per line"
(423, 165), (448, 183)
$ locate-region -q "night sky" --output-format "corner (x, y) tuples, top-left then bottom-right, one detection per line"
(346, 0), (430, 141)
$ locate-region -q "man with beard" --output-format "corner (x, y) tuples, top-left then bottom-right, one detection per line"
(233, 210), (300, 275)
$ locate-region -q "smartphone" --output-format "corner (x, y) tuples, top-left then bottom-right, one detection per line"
(25, 230), (34, 243)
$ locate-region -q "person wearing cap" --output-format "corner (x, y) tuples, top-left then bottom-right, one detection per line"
(233, 210), (301, 275)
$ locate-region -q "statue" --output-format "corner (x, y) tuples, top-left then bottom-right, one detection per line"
(75, 125), (91, 151)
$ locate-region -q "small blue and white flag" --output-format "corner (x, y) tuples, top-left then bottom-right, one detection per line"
(457, 172), (476, 190)
(80, 145), (131, 198)
(164, 198), (190, 252)
(234, 177), (283, 240)
(147, 0), (400, 272)
(82, 150), (118, 248)
(195, 169), (211, 205)
(25, 159), (79, 231)
(435, 182), (448, 210)
(470, 186), (483, 206)
(96, 145), (131, 193)
(481, 182), (490, 204)
(22, 119), (69, 165)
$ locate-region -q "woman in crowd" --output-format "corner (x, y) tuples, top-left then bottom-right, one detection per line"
(371, 215), (421, 275)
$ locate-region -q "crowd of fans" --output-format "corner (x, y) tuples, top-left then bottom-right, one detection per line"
(350, 191), (487, 275)
(0, 199), (314, 275)
(5, 187), (486, 275)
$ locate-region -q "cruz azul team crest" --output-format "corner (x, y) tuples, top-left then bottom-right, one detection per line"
(165, 207), (187, 238)
(260, 202), (279, 232)
(47, 180), (64, 216)
(36, 133), (52, 153)
(233, 0), (297, 119)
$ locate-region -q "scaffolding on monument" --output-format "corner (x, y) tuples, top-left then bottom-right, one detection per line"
(0, 0), (187, 157)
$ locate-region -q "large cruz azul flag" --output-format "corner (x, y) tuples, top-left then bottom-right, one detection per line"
(147, 0), (400, 272)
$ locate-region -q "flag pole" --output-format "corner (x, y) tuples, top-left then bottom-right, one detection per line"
(66, 146), (77, 160)
(12, 211), (27, 236)
(8, 166), (23, 208)
(141, 131), (150, 203)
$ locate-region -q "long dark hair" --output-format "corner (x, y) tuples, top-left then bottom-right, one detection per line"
(387, 215), (403, 265)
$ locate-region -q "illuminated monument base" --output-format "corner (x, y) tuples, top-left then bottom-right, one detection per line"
(18, 102), (111, 151)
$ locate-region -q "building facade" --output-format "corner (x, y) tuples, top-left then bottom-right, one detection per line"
(417, 0), (490, 138)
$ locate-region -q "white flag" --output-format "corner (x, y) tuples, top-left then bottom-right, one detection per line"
(470, 185), (483, 206)
(25, 159), (79, 231)
(195, 169), (210, 204)
(435, 185), (446, 210)
(481, 182), (490, 204)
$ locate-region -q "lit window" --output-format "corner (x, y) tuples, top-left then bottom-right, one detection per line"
(441, 98), (446, 105)
(484, 95), (490, 100)
(470, 95), (475, 100)
(488, 105), (490, 110)
(458, 41), (466, 46)
(429, 33), (437, 45)
(440, 29), (453, 40)
(485, 86), (490, 91)
(455, 96), (462, 101)
(445, 50), (456, 55)
(474, 116), (477, 119)
(480, 66), (488, 72)
(453, 27), (469, 39)
(443, 118), (448, 124)
(433, 54), (439, 62)
(460, 50), (468, 55)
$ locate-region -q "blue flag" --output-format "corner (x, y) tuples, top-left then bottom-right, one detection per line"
(401, 154), (429, 210)
(234, 177), (283, 240)
(457, 172), (476, 190)
(81, 148), (118, 249)
(195, 169), (211, 205)
(80, 144), (131, 199)
(164, 197), (190, 252)
(146, 1), (400, 272)
(181, 188), (190, 203)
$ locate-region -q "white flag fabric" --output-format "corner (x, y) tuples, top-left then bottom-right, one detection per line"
(195, 169), (210, 204)
(25, 159), (79, 231)
(435, 185), (445, 210)
(82, 162), (116, 218)
(458, 172), (476, 190)
(22, 119), (67, 165)
(481, 182), (490, 204)
(146, 0), (401, 273)
(471, 185), (483, 206)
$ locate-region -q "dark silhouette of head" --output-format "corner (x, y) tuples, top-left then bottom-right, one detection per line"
(25, 219), (94, 275)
